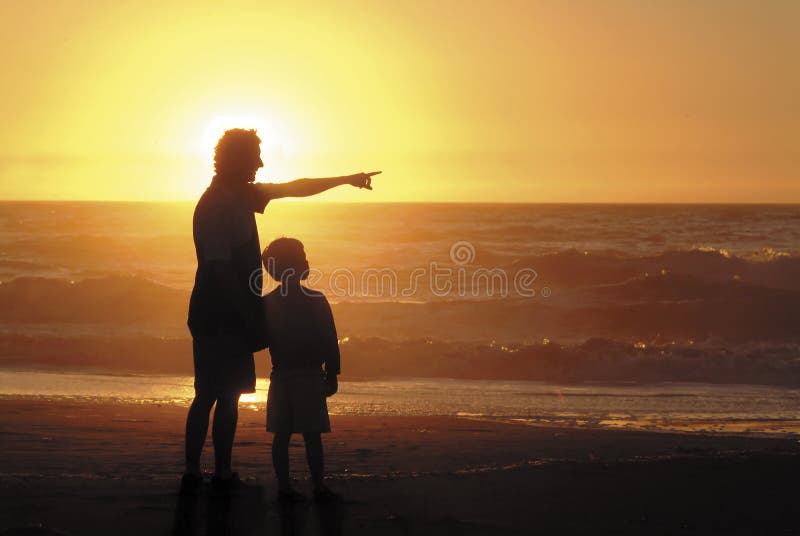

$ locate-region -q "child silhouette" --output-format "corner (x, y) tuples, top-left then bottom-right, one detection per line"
(261, 237), (340, 501)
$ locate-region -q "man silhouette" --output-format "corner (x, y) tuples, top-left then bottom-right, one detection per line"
(182, 128), (379, 493)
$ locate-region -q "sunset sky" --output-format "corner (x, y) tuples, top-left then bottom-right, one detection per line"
(1, 0), (797, 202)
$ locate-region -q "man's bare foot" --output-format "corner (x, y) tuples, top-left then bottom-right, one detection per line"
(211, 472), (259, 495)
(179, 473), (204, 495)
(277, 487), (305, 503)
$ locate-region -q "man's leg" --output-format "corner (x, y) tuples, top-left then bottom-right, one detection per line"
(302, 432), (324, 492)
(212, 393), (240, 478)
(272, 431), (293, 492)
(184, 391), (216, 475)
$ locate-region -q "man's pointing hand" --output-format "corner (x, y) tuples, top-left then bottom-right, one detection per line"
(348, 171), (381, 190)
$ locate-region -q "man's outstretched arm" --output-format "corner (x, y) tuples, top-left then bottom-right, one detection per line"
(256, 171), (381, 200)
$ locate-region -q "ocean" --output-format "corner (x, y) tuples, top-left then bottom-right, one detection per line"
(1, 202), (799, 435)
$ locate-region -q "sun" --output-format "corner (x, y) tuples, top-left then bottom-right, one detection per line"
(201, 114), (301, 156)
(201, 114), (273, 155)
(191, 112), (303, 188)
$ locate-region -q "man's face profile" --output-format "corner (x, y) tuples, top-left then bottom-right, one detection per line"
(243, 143), (264, 183)
(215, 132), (264, 184)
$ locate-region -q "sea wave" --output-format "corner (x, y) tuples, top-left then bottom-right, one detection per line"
(0, 275), (186, 323)
(2, 268), (800, 346)
(339, 337), (800, 386)
(501, 247), (800, 290)
(1, 331), (800, 387)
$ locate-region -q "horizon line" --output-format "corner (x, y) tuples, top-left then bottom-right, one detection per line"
(1, 199), (799, 206)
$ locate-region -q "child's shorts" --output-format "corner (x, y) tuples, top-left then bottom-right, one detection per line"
(266, 369), (331, 433)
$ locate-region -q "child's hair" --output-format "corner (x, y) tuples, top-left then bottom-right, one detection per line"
(262, 237), (307, 282)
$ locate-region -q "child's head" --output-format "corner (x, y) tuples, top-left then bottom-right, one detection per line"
(262, 237), (309, 284)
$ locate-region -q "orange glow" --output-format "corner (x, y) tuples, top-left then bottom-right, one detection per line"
(0, 1), (797, 202)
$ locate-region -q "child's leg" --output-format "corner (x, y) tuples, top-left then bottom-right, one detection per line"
(272, 431), (293, 492)
(302, 432), (324, 491)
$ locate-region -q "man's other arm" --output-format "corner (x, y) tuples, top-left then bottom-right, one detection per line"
(209, 261), (262, 338)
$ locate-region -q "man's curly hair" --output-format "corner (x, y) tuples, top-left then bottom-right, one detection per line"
(214, 128), (261, 175)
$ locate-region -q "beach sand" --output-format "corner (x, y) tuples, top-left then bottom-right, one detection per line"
(1, 400), (799, 535)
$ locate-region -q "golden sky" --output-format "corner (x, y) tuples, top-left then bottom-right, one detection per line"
(0, 0), (797, 202)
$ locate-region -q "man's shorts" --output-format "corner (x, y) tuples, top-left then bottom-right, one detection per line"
(193, 333), (256, 397)
(266, 369), (331, 434)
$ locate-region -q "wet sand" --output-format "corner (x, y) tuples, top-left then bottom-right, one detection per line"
(1, 400), (799, 535)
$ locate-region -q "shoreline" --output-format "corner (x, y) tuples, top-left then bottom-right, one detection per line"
(2, 372), (800, 440)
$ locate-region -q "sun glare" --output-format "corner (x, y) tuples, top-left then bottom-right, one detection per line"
(198, 114), (301, 182)
(201, 115), (273, 155)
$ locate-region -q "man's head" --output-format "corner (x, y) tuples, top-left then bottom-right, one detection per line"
(262, 237), (310, 284)
(214, 128), (264, 183)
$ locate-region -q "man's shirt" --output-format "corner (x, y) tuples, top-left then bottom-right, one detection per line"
(187, 178), (271, 337)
